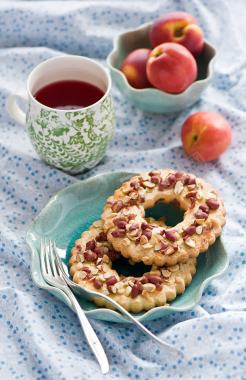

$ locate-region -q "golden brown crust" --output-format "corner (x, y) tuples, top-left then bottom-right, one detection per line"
(69, 220), (196, 313)
(102, 169), (226, 266)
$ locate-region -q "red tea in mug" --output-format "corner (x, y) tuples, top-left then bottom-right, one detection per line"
(34, 80), (104, 110)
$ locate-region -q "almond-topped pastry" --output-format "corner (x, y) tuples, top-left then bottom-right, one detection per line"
(102, 169), (226, 266)
(69, 220), (196, 313)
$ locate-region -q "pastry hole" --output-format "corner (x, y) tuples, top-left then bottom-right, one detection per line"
(145, 201), (184, 227)
(112, 257), (151, 277)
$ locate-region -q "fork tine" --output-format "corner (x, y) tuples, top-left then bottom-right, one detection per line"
(44, 238), (52, 275)
(40, 238), (47, 276)
(48, 240), (59, 278)
(52, 241), (63, 274)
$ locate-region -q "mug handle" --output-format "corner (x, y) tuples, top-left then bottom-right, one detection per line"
(6, 94), (27, 126)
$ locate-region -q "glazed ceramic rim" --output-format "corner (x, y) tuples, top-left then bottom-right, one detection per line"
(26, 171), (229, 323)
(106, 22), (216, 98)
(27, 55), (112, 113)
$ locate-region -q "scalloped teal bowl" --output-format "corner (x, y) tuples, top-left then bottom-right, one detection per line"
(107, 22), (216, 113)
(26, 171), (228, 323)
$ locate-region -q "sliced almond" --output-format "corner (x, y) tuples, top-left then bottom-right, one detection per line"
(79, 271), (87, 280)
(127, 229), (139, 237)
(97, 274), (106, 282)
(111, 285), (117, 294)
(103, 272), (113, 279)
(196, 189), (204, 200)
(185, 238), (196, 248)
(109, 212), (118, 217)
(122, 281), (129, 288)
(75, 262), (84, 270)
(125, 196), (132, 203)
(102, 287), (109, 296)
(138, 189), (146, 198)
(128, 280), (134, 287)
(187, 184), (196, 190)
(196, 225), (203, 235)
(142, 243), (153, 249)
(150, 170), (161, 176)
(130, 191), (138, 200)
(143, 181), (155, 189)
(127, 234), (140, 241)
(161, 269), (171, 278)
(125, 286), (132, 296)
(104, 245), (110, 252)
(104, 221), (114, 230)
(90, 267), (99, 275)
(71, 254), (79, 264)
(142, 283), (156, 292)
(155, 233), (164, 242)
(165, 246), (175, 255)
(149, 270), (161, 276)
(93, 220), (103, 228)
(128, 219), (137, 225)
(102, 254), (110, 264)
(143, 255), (151, 263)
(195, 218), (205, 225)
(115, 281), (124, 290)
(154, 242), (162, 251)
(122, 208), (130, 216)
(207, 192), (217, 199)
(140, 235), (149, 245)
(174, 181), (184, 195)
(141, 173), (150, 181)
(122, 186), (131, 194)
(102, 264), (109, 272)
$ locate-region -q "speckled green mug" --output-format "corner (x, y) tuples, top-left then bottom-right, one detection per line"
(7, 56), (115, 174)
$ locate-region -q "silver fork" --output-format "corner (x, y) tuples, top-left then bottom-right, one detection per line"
(40, 238), (109, 375)
(51, 240), (181, 355)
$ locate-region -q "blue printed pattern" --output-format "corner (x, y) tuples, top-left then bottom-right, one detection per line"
(0, 1), (246, 379)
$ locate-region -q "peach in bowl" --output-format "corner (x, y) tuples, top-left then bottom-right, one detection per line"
(107, 21), (216, 114)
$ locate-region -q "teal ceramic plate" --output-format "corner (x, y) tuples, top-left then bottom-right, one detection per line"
(27, 171), (229, 323)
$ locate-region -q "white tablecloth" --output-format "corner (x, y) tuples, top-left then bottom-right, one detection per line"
(0, 1), (245, 379)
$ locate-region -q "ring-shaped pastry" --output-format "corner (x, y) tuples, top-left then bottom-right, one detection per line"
(69, 220), (196, 313)
(102, 169), (226, 266)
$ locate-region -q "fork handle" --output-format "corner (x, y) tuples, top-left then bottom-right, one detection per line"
(62, 287), (109, 375)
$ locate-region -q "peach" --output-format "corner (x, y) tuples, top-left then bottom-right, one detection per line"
(150, 12), (204, 56)
(120, 48), (151, 89)
(146, 43), (197, 94)
(181, 112), (232, 161)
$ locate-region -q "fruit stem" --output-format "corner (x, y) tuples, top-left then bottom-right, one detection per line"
(174, 26), (184, 37)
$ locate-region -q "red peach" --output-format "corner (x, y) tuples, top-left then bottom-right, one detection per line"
(146, 43), (197, 94)
(120, 48), (151, 89)
(181, 112), (232, 161)
(150, 12), (204, 56)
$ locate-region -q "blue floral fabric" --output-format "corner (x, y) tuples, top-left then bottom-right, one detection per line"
(0, 1), (246, 379)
